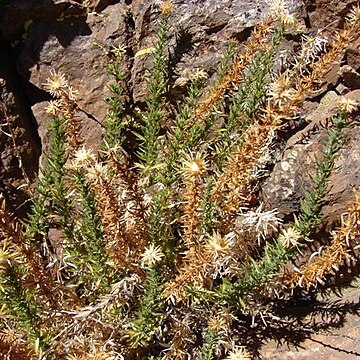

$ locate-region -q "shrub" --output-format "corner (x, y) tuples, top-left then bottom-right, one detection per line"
(0, 1), (360, 358)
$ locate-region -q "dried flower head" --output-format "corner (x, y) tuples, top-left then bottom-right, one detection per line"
(270, 0), (296, 27)
(160, 0), (173, 16)
(206, 233), (230, 257)
(208, 314), (227, 332)
(339, 97), (358, 114)
(141, 243), (164, 267)
(70, 147), (97, 169)
(347, 6), (360, 24)
(66, 86), (79, 102)
(86, 162), (109, 184)
(110, 44), (127, 59)
(241, 204), (282, 242)
(225, 347), (252, 360)
(182, 153), (207, 178)
(45, 100), (62, 115)
(189, 68), (208, 82)
(278, 226), (302, 248)
(174, 68), (207, 87)
(44, 70), (68, 97)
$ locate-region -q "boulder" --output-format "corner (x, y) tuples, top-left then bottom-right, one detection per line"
(0, 42), (40, 214)
(262, 90), (360, 234)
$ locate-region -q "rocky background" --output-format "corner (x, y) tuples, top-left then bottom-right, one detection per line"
(0, 0), (359, 358)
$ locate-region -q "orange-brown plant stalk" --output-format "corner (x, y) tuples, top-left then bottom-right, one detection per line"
(181, 155), (207, 247)
(84, 161), (135, 267)
(194, 16), (276, 125)
(282, 190), (360, 290)
(45, 71), (83, 154)
(163, 233), (230, 301)
(0, 194), (61, 308)
(104, 147), (148, 250)
(214, 9), (360, 231)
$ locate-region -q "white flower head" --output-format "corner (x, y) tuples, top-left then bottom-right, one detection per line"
(225, 346), (252, 360)
(86, 162), (109, 184)
(44, 70), (68, 97)
(278, 226), (302, 248)
(206, 233), (230, 258)
(141, 244), (164, 267)
(182, 153), (207, 179)
(241, 204), (282, 243)
(45, 100), (62, 115)
(75, 146), (96, 165)
(269, 0), (296, 28)
(339, 97), (358, 114)
(71, 147), (96, 169)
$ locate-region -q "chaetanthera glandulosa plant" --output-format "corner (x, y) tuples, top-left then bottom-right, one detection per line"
(0, 1), (360, 358)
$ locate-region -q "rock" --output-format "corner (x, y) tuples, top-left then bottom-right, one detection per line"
(346, 38), (360, 72)
(340, 65), (360, 90)
(261, 288), (360, 359)
(335, 83), (350, 95)
(0, 1), (135, 152)
(304, 0), (359, 31)
(0, 42), (40, 215)
(15, 3), (132, 149)
(130, 0), (305, 102)
(262, 90), (360, 233)
(1, 0), (306, 133)
(304, 91), (339, 124)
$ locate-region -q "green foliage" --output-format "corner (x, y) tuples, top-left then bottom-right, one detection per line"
(1, 3), (359, 359)
(215, 40), (238, 84)
(221, 110), (349, 308)
(104, 61), (127, 149)
(27, 115), (67, 240)
(136, 14), (170, 180)
(68, 171), (113, 296)
(126, 266), (161, 348)
(0, 261), (42, 348)
(200, 329), (220, 360)
(296, 112), (347, 237)
(216, 27), (284, 168)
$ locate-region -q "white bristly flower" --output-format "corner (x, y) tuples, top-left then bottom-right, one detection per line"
(241, 204), (282, 242)
(339, 97), (358, 114)
(278, 226), (302, 248)
(225, 347), (252, 360)
(140, 244), (164, 267)
(44, 70), (68, 97)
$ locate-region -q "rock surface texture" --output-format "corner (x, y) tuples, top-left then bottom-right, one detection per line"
(0, 0), (359, 358)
